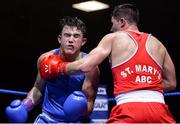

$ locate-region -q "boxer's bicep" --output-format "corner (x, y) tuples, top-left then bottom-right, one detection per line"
(82, 66), (100, 115)
(162, 49), (177, 91)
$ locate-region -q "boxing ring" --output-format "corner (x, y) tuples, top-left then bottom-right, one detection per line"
(1, 85), (179, 123)
(1, 88), (180, 97)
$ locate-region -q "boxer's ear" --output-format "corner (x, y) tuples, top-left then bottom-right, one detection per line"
(81, 38), (87, 46)
(57, 35), (62, 44)
(119, 18), (126, 28)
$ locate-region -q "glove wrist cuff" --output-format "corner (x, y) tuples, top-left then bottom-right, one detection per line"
(58, 62), (68, 75)
(22, 98), (34, 111)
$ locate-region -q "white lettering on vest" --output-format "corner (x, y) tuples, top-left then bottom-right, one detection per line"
(120, 64), (160, 83)
(135, 75), (152, 83)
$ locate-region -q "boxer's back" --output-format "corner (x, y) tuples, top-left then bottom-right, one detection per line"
(111, 31), (164, 94)
(110, 31), (166, 68)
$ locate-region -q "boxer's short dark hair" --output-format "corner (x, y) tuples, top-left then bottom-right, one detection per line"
(58, 16), (87, 37)
(112, 3), (139, 25)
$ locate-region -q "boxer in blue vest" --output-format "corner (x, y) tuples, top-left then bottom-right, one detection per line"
(6, 16), (100, 123)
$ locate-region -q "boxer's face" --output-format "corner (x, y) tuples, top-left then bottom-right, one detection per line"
(58, 25), (86, 56)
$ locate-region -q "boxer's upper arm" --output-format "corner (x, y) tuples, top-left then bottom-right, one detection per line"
(27, 74), (45, 105)
(85, 34), (113, 68)
(26, 55), (46, 105)
(82, 66), (100, 115)
(162, 48), (177, 91)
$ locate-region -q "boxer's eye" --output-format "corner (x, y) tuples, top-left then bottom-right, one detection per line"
(64, 33), (71, 37)
(74, 34), (81, 38)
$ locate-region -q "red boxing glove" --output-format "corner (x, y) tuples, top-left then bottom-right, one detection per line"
(39, 55), (68, 80)
(40, 55), (62, 80)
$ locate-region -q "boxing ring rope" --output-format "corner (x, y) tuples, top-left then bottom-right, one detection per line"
(1, 88), (180, 100)
(0, 89), (28, 96)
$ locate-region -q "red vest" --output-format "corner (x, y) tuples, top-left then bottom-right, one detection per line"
(112, 31), (163, 95)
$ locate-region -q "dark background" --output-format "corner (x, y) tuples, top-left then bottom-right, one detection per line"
(0, 0), (180, 122)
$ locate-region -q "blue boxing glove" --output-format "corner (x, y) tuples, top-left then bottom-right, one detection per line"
(5, 98), (34, 123)
(63, 91), (88, 122)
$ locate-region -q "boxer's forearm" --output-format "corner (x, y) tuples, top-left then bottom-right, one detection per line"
(27, 87), (43, 105)
(27, 73), (44, 105)
(66, 48), (105, 75)
(66, 57), (94, 75)
(66, 60), (84, 75)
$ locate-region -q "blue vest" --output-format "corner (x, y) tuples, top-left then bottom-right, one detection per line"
(42, 49), (87, 121)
